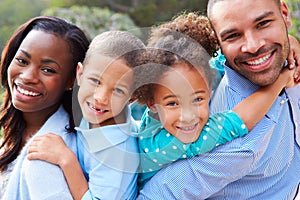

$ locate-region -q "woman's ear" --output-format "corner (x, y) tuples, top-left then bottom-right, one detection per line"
(76, 62), (84, 86)
(65, 77), (75, 91)
(146, 100), (158, 113)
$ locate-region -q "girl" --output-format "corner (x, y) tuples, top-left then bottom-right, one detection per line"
(133, 13), (299, 188)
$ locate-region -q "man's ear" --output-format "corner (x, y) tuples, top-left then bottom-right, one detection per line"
(146, 100), (158, 113)
(76, 62), (84, 86)
(280, 1), (291, 28)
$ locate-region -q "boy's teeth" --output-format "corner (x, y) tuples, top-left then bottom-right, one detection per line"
(246, 54), (271, 65)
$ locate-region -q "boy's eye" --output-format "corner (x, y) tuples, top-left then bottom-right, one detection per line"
(114, 88), (125, 95)
(90, 78), (100, 85)
(193, 97), (203, 103)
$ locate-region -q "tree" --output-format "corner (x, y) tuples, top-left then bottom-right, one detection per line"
(0, 0), (48, 49)
(286, 0), (300, 40)
(42, 5), (142, 40)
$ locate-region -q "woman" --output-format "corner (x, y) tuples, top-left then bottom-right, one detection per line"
(0, 16), (89, 199)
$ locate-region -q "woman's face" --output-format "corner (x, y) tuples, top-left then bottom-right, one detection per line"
(8, 30), (74, 116)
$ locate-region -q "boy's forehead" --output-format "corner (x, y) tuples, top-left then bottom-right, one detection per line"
(84, 55), (116, 71)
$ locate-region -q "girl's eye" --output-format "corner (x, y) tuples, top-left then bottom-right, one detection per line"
(114, 88), (125, 95)
(166, 102), (178, 107)
(193, 97), (203, 103)
(15, 58), (28, 65)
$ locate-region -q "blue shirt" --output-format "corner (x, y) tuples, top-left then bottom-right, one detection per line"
(137, 65), (300, 199)
(138, 109), (247, 189)
(77, 106), (140, 200)
(3, 106), (75, 200)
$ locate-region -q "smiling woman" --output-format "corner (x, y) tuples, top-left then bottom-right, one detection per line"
(0, 16), (89, 199)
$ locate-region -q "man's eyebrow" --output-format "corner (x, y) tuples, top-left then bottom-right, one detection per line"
(219, 11), (275, 39)
(254, 11), (274, 23)
(220, 28), (237, 39)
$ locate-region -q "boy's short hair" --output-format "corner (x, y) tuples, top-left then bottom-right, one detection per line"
(83, 30), (145, 66)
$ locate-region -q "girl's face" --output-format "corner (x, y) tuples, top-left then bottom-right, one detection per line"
(77, 56), (134, 128)
(8, 30), (74, 116)
(150, 63), (211, 143)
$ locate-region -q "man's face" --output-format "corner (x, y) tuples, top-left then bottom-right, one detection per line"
(210, 0), (290, 86)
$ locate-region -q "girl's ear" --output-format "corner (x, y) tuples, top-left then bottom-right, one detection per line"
(76, 62), (84, 86)
(146, 100), (158, 113)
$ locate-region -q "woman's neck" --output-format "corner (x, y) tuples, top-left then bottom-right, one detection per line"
(22, 105), (60, 141)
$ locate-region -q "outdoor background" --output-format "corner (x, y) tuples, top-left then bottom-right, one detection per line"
(0, 0), (299, 136)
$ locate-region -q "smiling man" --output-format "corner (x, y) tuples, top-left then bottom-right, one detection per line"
(137, 0), (300, 199)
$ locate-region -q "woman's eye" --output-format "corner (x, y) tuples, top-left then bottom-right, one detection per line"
(15, 58), (28, 65)
(42, 68), (56, 74)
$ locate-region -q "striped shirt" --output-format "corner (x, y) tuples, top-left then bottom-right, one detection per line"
(137, 65), (300, 200)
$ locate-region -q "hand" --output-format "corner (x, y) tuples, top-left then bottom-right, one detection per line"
(287, 35), (300, 81)
(27, 133), (72, 167)
(279, 67), (298, 88)
(287, 35), (299, 68)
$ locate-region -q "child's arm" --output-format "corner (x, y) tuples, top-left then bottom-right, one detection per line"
(27, 133), (88, 200)
(233, 67), (297, 131)
(287, 35), (299, 80)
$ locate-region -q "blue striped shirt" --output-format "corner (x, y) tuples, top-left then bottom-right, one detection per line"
(137, 65), (300, 200)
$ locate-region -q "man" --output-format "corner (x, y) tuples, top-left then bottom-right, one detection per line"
(137, 0), (300, 199)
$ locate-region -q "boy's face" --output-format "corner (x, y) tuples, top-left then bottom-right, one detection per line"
(210, 0), (290, 86)
(77, 56), (133, 128)
(150, 63), (211, 144)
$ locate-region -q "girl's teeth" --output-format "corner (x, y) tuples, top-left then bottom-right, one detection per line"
(180, 125), (196, 131)
(246, 54), (271, 65)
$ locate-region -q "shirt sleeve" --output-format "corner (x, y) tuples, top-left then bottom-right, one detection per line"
(138, 110), (248, 188)
(187, 110), (248, 155)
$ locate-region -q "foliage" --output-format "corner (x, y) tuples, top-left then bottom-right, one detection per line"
(0, 0), (48, 49)
(286, 0), (300, 40)
(42, 5), (142, 40)
(69, 0), (209, 27)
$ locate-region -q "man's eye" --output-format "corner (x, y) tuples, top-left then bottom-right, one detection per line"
(257, 20), (271, 28)
(224, 33), (240, 41)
